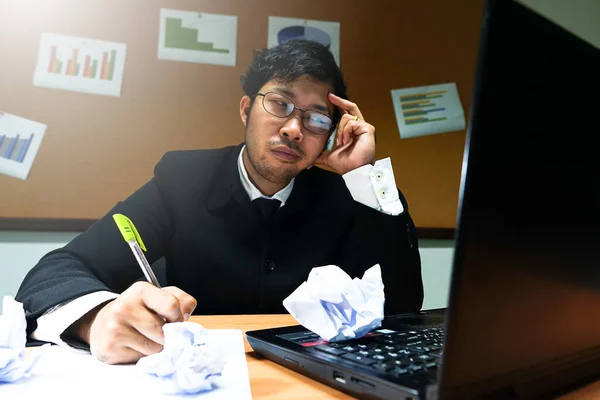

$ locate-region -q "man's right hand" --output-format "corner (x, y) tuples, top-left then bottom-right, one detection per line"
(77, 282), (197, 364)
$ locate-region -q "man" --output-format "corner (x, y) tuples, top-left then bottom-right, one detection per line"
(16, 40), (423, 365)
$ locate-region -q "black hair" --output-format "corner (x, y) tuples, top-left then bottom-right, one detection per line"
(240, 39), (348, 128)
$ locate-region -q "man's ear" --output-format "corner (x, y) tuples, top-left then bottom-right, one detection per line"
(240, 96), (252, 126)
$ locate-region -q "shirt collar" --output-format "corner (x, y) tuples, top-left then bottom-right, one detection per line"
(237, 145), (294, 206)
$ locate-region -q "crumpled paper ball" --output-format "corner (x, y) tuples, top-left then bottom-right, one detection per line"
(283, 264), (385, 342)
(136, 322), (226, 394)
(0, 296), (41, 383)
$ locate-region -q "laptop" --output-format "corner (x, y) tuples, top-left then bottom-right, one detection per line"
(246, 0), (600, 398)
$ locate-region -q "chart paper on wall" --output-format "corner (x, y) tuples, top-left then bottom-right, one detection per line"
(268, 16), (340, 65)
(391, 83), (466, 139)
(158, 9), (238, 67)
(33, 33), (127, 97)
(0, 112), (47, 180)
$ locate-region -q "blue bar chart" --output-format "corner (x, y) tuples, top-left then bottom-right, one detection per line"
(0, 112), (47, 180)
(0, 133), (35, 163)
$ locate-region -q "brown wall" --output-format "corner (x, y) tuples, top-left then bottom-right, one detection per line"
(0, 0), (483, 228)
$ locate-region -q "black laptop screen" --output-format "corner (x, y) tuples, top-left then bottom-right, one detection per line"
(440, 0), (600, 397)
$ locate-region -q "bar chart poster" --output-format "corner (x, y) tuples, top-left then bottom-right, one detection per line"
(33, 33), (127, 97)
(158, 9), (237, 67)
(0, 112), (47, 180)
(391, 83), (466, 139)
(268, 17), (340, 65)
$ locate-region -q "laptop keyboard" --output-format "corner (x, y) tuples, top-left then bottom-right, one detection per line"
(313, 327), (444, 379)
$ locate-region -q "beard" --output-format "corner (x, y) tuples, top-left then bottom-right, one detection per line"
(244, 125), (304, 185)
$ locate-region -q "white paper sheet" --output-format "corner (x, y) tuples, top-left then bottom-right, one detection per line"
(0, 329), (251, 400)
(391, 82), (466, 139)
(158, 9), (238, 67)
(0, 112), (47, 180)
(268, 16), (340, 65)
(33, 33), (127, 97)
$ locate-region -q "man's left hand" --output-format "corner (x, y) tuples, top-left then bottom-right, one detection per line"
(315, 93), (376, 175)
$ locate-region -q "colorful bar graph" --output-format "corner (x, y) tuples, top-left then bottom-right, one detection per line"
(66, 48), (80, 76)
(391, 83), (465, 139)
(50, 47), (107, 79)
(48, 46), (64, 74)
(401, 90), (448, 122)
(99, 50), (117, 80)
(34, 33), (125, 97)
(0, 133), (35, 163)
(81, 55), (101, 78)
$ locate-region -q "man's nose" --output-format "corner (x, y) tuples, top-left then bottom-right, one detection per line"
(280, 113), (304, 142)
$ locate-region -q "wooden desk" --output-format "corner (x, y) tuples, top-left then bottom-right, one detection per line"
(22, 314), (597, 399)
(193, 314), (600, 400)
(190, 314), (353, 399)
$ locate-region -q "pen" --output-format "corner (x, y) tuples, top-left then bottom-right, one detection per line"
(113, 213), (161, 288)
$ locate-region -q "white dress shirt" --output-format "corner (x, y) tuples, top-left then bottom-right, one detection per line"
(32, 146), (403, 348)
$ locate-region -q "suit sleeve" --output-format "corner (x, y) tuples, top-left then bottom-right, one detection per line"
(15, 156), (175, 335)
(341, 189), (424, 315)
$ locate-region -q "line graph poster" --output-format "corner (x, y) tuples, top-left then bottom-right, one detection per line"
(391, 83), (466, 139)
(158, 9), (237, 66)
(0, 112), (47, 180)
(33, 33), (127, 97)
(268, 17), (340, 65)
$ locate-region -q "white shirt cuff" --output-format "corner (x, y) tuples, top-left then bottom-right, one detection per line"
(342, 157), (404, 216)
(31, 291), (118, 352)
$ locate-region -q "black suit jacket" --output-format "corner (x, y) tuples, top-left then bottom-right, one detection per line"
(16, 144), (423, 335)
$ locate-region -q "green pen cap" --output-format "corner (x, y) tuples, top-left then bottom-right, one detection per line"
(112, 213), (147, 251)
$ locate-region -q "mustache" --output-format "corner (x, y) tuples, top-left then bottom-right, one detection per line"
(270, 139), (303, 155)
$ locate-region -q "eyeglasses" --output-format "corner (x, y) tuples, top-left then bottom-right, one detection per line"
(255, 92), (333, 136)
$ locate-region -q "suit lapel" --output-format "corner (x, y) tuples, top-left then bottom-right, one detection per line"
(204, 143), (251, 213)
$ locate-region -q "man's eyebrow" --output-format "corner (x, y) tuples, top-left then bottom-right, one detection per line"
(273, 87), (295, 98)
(272, 87), (330, 114)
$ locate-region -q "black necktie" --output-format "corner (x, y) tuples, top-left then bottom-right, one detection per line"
(253, 198), (281, 225)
